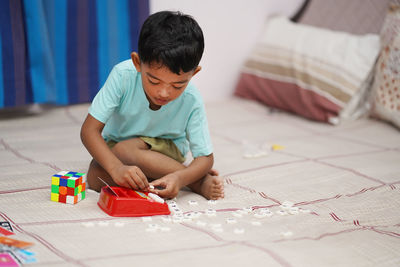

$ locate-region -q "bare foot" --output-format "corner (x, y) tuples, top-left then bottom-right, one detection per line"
(199, 174), (224, 200)
(208, 168), (219, 176)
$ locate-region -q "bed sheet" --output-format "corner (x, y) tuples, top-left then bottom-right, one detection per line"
(0, 98), (399, 266)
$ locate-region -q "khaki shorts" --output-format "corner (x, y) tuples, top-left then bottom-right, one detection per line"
(106, 137), (185, 163)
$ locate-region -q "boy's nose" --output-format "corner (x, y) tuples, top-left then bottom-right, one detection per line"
(159, 87), (169, 98)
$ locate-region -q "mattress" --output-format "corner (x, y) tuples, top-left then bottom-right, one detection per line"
(0, 98), (399, 266)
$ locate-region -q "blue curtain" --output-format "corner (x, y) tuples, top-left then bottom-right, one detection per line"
(0, 0), (149, 108)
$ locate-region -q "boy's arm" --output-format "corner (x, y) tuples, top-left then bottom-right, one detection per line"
(80, 114), (149, 190)
(176, 154), (214, 185)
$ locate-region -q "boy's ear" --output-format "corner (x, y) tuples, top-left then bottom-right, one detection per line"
(192, 66), (201, 77)
(131, 52), (141, 72)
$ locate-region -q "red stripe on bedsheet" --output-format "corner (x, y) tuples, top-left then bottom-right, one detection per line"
(227, 181), (256, 193)
(330, 212), (342, 221)
(371, 229), (400, 238)
(259, 192), (281, 204)
(296, 194), (342, 206)
(0, 186), (50, 195)
(0, 138), (61, 171)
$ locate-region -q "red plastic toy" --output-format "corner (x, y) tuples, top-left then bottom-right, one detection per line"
(97, 186), (170, 217)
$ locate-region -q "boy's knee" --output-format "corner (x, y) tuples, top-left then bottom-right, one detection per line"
(111, 138), (148, 163)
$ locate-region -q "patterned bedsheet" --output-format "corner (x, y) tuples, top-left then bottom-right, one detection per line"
(0, 98), (399, 266)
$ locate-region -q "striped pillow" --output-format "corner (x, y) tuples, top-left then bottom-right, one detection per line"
(235, 16), (380, 124)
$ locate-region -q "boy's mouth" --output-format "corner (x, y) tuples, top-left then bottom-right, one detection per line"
(154, 98), (169, 105)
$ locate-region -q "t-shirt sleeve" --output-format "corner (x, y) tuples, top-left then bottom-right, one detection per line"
(88, 66), (123, 124)
(186, 103), (213, 158)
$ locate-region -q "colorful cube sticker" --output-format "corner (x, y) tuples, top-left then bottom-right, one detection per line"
(51, 185), (59, 194)
(51, 176), (60, 185)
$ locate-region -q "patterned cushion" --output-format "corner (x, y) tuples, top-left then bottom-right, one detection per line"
(370, 3), (400, 128)
(235, 16), (380, 124)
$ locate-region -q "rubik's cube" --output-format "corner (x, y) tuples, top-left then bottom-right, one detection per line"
(51, 171), (86, 204)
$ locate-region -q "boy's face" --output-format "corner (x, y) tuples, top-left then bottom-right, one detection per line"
(131, 52), (201, 110)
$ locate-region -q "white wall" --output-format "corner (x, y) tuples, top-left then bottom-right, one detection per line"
(150, 0), (304, 102)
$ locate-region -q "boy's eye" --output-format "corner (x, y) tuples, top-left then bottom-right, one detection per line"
(148, 79), (159, 85)
(173, 85), (184, 90)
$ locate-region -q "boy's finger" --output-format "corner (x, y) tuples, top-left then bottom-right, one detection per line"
(154, 188), (168, 198)
(125, 178), (138, 190)
(128, 167), (146, 190)
(132, 175), (146, 190)
(135, 168), (149, 188)
(150, 179), (165, 187)
(150, 181), (166, 194)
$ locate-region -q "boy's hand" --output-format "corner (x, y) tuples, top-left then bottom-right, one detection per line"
(150, 173), (181, 199)
(112, 165), (149, 191)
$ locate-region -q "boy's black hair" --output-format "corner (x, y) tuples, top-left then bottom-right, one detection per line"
(138, 11), (204, 75)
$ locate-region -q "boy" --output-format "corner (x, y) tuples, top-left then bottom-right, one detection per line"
(80, 11), (224, 200)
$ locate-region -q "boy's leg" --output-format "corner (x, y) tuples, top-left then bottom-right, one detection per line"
(86, 137), (172, 192)
(186, 174), (224, 200)
(86, 159), (120, 192)
(113, 139), (224, 199)
(86, 137), (224, 199)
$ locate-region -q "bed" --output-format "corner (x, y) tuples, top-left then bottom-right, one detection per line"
(1, 0), (399, 266)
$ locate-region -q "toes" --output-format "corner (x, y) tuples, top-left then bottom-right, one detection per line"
(211, 192), (224, 200)
(212, 185), (223, 192)
(212, 178), (224, 187)
(210, 193), (222, 200)
(211, 186), (223, 194)
(211, 176), (224, 185)
(212, 182), (224, 193)
(210, 186), (224, 200)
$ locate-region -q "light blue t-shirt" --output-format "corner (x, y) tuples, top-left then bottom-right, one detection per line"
(89, 59), (213, 158)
